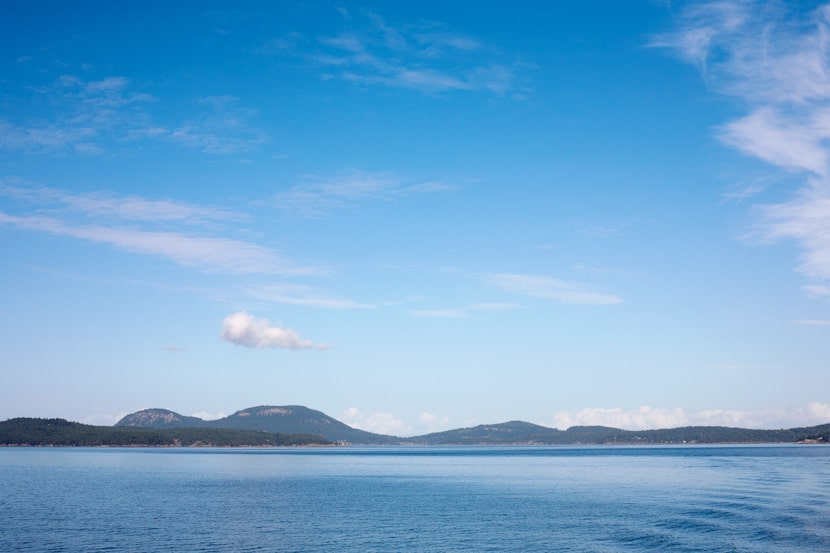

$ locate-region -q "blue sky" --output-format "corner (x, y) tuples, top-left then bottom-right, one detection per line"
(2, 0), (829, 434)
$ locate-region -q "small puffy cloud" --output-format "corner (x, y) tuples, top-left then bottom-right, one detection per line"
(221, 312), (327, 350)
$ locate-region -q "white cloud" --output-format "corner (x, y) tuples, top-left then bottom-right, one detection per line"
(221, 312), (327, 350)
(0, 75), (153, 153)
(270, 11), (527, 97)
(553, 406), (688, 431)
(418, 412), (452, 433)
(802, 284), (830, 297)
(166, 125), (266, 155)
(64, 194), (241, 223)
(759, 187), (830, 279)
(793, 319), (830, 326)
(247, 284), (373, 309)
(469, 302), (519, 311)
(409, 308), (468, 318)
(718, 107), (830, 175)
(160, 95), (267, 154)
(0, 182), (242, 224)
(657, 1), (830, 285)
(191, 411), (227, 421)
(485, 273), (622, 305)
(80, 412), (130, 426)
(409, 302), (518, 318)
(0, 212), (313, 275)
(1, 74), (265, 156)
(274, 170), (448, 217)
(340, 408), (453, 436)
(340, 407), (410, 435)
(553, 402), (830, 431)
(0, 183), (311, 276)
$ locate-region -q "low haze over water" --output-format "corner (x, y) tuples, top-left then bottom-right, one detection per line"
(2, 446), (829, 552)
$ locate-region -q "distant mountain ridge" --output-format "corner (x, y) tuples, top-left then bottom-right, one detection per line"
(117, 405), (399, 445)
(115, 405), (830, 445)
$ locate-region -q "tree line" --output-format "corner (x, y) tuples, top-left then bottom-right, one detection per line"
(0, 418), (331, 447)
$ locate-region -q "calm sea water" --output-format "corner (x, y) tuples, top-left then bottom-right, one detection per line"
(1, 445), (829, 552)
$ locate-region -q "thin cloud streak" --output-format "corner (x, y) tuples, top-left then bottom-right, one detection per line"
(802, 284), (830, 297)
(485, 273), (622, 305)
(410, 308), (468, 319)
(0, 182), (243, 224)
(274, 170), (449, 217)
(409, 302), (518, 318)
(0, 183), (317, 276)
(792, 319), (830, 326)
(247, 284), (374, 309)
(0, 212), (315, 275)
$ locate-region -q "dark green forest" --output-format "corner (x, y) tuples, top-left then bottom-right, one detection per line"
(409, 421), (830, 445)
(0, 418), (330, 447)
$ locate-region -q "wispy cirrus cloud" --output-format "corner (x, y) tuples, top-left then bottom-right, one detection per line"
(0, 75), (153, 154)
(161, 95), (267, 155)
(2, 75), (265, 156)
(802, 284), (830, 298)
(485, 273), (622, 305)
(0, 183), (316, 276)
(246, 283), (373, 309)
(0, 212), (313, 275)
(274, 170), (449, 217)
(0, 180), (242, 224)
(409, 302), (518, 319)
(792, 319), (830, 326)
(267, 10), (530, 97)
(221, 312), (327, 350)
(655, 1), (830, 285)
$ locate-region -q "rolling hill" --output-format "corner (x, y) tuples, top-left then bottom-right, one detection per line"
(117, 405), (400, 444)
(115, 404), (830, 445)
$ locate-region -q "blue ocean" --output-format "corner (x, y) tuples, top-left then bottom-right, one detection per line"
(1, 446), (829, 552)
